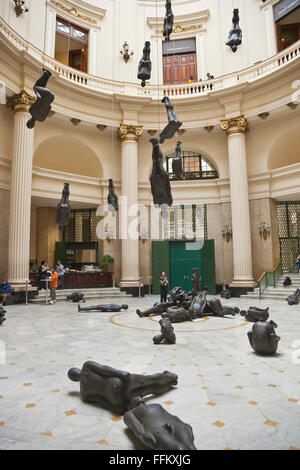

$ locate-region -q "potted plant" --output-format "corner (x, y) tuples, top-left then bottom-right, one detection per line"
(101, 254), (114, 273)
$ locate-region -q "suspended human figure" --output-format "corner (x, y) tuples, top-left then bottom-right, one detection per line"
(163, 0), (174, 42)
(149, 138), (173, 208)
(27, 68), (54, 129)
(226, 9), (242, 53)
(107, 178), (118, 213)
(159, 97), (182, 144)
(137, 41), (152, 87)
(172, 141), (183, 178)
(56, 183), (71, 230)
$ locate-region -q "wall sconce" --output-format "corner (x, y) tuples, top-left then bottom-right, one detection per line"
(104, 229), (115, 243)
(120, 42), (134, 63)
(258, 222), (271, 240)
(13, 1), (29, 17)
(222, 225), (232, 242)
(139, 229), (149, 244)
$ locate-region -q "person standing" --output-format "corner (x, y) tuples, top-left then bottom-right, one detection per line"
(56, 260), (65, 290)
(0, 278), (12, 306)
(39, 260), (49, 290)
(296, 255), (300, 273)
(160, 272), (169, 303)
(49, 268), (58, 305)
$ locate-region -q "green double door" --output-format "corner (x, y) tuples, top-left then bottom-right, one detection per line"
(152, 240), (216, 295)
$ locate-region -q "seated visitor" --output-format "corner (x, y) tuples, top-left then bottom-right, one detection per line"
(0, 278), (12, 306)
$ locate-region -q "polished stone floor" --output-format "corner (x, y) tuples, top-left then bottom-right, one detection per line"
(0, 295), (299, 450)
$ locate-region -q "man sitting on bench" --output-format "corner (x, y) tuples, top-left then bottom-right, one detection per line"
(0, 278), (13, 306)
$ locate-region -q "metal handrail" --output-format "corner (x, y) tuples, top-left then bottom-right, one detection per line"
(258, 262), (282, 299)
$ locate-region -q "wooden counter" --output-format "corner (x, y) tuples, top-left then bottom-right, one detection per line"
(29, 272), (113, 289)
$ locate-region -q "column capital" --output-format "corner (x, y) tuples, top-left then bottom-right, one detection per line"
(7, 90), (35, 113)
(220, 115), (249, 136)
(119, 123), (143, 142)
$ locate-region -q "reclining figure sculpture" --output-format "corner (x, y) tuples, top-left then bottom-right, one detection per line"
(285, 288), (300, 305)
(153, 317), (176, 344)
(150, 138), (173, 207)
(67, 292), (85, 303)
(247, 320), (280, 355)
(68, 361), (178, 415)
(78, 303), (128, 312)
(207, 298), (239, 317)
(124, 401), (197, 450)
(226, 9), (242, 53)
(163, 0), (174, 42)
(189, 292), (207, 317)
(159, 97), (182, 144)
(27, 68), (54, 129)
(56, 183), (71, 230)
(136, 301), (175, 317)
(163, 307), (194, 323)
(107, 179), (118, 212)
(137, 41), (152, 87)
(240, 306), (269, 322)
(172, 142), (183, 178)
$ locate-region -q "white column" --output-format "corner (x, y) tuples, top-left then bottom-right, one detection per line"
(196, 33), (207, 80)
(88, 28), (97, 75)
(7, 92), (35, 290)
(264, 5), (277, 57)
(44, 7), (56, 58)
(119, 124), (143, 291)
(221, 116), (255, 287)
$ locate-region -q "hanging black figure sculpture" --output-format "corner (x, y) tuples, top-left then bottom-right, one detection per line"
(163, 0), (174, 42)
(56, 183), (71, 230)
(172, 141), (183, 178)
(137, 41), (152, 87)
(150, 138), (173, 208)
(159, 97), (182, 144)
(27, 68), (54, 129)
(226, 9), (242, 53)
(107, 179), (118, 213)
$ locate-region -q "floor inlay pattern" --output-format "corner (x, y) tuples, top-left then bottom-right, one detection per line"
(0, 295), (299, 450)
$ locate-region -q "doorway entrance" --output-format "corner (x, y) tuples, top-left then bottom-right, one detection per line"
(277, 201), (300, 272)
(152, 240), (215, 295)
(163, 38), (197, 85)
(274, 2), (300, 52)
(55, 17), (88, 72)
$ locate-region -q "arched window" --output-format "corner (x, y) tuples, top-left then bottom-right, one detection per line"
(164, 151), (218, 181)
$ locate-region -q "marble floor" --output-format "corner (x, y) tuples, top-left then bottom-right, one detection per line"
(0, 295), (299, 450)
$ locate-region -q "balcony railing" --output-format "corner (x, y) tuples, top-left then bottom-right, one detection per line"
(1, 17), (300, 99)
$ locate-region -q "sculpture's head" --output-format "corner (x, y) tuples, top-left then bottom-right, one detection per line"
(26, 117), (35, 129)
(122, 304), (129, 310)
(149, 138), (159, 147)
(68, 367), (81, 382)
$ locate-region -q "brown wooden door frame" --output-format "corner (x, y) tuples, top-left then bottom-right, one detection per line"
(69, 48), (88, 73)
(163, 52), (198, 85)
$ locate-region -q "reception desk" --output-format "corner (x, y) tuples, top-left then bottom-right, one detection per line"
(29, 272), (113, 289)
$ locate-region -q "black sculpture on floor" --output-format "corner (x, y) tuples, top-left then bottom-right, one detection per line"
(191, 268), (201, 297)
(150, 138), (173, 207)
(207, 298), (239, 317)
(67, 292), (85, 303)
(286, 288), (300, 305)
(137, 302), (175, 317)
(163, 307), (193, 323)
(163, 0), (174, 42)
(68, 361), (178, 415)
(172, 141), (183, 178)
(220, 285), (231, 299)
(107, 179), (118, 213)
(56, 183), (71, 230)
(189, 292), (207, 317)
(153, 317), (176, 344)
(247, 321), (280, 355)
(240, 306), (269, 322)
(283, 276), (292, 287)
(124, 401), (197, 450)
(159, 97), (182, 144)
(137, 41), (152, 87)
(168, 286), (186, 304)
(27, 68), (54, 129)
(226, 9), (242, 53)
(78, 303), (128, 312)
(0, 308), (6, 325)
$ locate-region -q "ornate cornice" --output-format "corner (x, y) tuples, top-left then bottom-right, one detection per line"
(119, 124), (143, 141)
(220, 116), (249, 136)
(49, 0), (106, 29)
(147, 10), (210, 37)
(6, 90), (35, 112)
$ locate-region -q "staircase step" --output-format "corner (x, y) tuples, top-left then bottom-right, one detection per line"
(30, 287), (132, 304)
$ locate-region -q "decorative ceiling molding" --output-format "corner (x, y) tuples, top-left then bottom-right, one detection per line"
(147, 10), (210, 37)
(48, 0), (106, 29)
